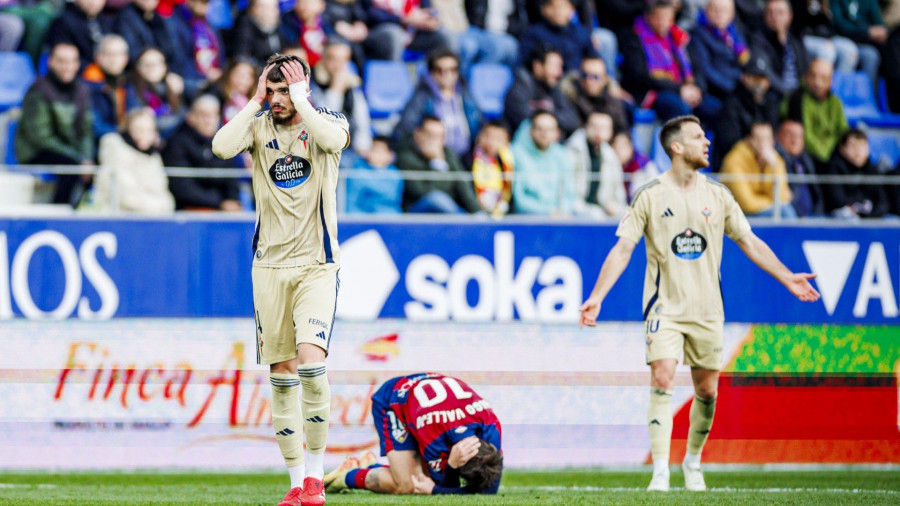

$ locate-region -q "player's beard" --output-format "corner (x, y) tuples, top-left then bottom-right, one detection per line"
(687, 150), (710, 170)
(271, 105), (297, 125)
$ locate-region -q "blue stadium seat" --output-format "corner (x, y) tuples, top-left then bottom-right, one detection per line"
(468, 63), (513, 120)
(206, 0), (233, 29)
(877, 78), (890, 113)
(831, 71), (900, 128)
(633, 108), (657, 124)
(3, 119), (18, 165)
(364, 60), (414, 119)
(38, 51), (48, 76)
(0, 53), (36, 112)
(867, 131), (900, 168)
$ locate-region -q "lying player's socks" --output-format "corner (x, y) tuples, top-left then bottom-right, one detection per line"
(345, 465), (385, 490)
(270, 373), (304, 486)
(299, 362), (330, 479)
(648, 387), (674, 473)
(686, 394), (717, 456)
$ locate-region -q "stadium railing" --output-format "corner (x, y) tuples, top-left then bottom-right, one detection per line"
(2, 164), (900, 222)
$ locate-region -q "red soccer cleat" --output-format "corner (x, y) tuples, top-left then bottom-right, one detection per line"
(277, 486), (303, 506)
(300, 477), (326, 506)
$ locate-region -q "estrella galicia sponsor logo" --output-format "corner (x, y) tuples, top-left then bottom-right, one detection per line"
(671, 228), (707, 260)
(269, 153), (311, 189)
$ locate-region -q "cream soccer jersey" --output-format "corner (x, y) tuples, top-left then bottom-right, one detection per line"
(224, 103), (349, 267)
(616, 171), (752, 322)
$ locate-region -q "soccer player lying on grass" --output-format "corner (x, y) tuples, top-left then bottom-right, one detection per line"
(324, 373), (503, 495)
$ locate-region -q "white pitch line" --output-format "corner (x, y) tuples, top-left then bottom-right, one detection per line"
(0, 483), (58, 489)
(509, 486), (900, 495)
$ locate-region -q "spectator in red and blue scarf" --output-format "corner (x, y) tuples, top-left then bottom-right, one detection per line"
(172, 0), (224, 98)
(281, 0), (335, 68)
(689, 0), (750, 100)
(620, 0), (721, 122)
(125, 47), (185, 139)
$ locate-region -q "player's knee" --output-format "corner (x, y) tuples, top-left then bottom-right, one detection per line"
(296, 343), (326, 364)
(651, 369), (675, 391)
(392, 481), (414, 495)
(695, 384), (717, 401)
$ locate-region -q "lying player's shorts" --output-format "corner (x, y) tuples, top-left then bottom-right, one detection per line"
(644, 319), (723, 370)
(371, 378), (417, 456)
(252, 263), (339, 365)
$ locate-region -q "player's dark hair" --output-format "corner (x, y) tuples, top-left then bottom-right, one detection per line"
(459, 439), (503, 493)
(265, 53), (310, 83)
(839, 127), (867, 146)
(659, 114), (701, 159)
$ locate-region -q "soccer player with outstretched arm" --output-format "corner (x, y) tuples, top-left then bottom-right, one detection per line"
(323, 373), (503, 496)
(212, 54), (350, 506)
(579, 115), (820, 492)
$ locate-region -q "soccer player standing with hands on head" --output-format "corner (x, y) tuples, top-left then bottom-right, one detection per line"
(212, 54), (350, 506)
(579, 115), (820, 492)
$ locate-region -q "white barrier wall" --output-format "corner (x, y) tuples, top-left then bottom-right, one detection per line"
(0, 319), (751, 469)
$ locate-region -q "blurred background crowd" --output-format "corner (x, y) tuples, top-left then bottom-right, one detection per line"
(1, 0), (900, 218)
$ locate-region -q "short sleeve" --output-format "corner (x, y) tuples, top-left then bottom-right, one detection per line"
(616, 193), (648, 244)
(724, 189), (752, 241)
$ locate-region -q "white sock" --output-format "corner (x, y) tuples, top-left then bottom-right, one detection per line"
(307, 451), (325, 480)
(683, 451), (701, 467)
(288, 464), (306, 489)
(653, 459), (669, 476)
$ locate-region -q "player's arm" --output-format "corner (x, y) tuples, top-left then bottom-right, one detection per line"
(281, 61), (350, 153)
(735, 232), (820, 302)
(579, 236), (637, 328)
(211, 64), (273, 159)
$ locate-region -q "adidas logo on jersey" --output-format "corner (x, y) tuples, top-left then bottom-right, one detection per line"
(661, 208), (674, 217)
(315, 331), (326, 341)
(265, 139), (280, 150)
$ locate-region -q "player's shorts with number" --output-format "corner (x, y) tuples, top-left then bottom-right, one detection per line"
(644, 319), (723, 370)
(252, 263), (340, 365)
(371, 377), (417, 455)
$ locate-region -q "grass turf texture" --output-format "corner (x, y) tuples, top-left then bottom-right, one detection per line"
(1, 468), (898, 505)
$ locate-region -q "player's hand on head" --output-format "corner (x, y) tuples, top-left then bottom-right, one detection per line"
(282, 60), (310, 98)
(448, 436), (480, 469)
(579, 297), (601, 328)
(253, 63), (275, 103)
(788, 273), (820, 303)
(411, 474), (435, 495)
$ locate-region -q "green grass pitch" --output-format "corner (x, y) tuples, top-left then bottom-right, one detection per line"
(1, 468), (899, 505)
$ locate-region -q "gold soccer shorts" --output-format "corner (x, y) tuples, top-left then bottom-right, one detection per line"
(252, 263), (340, 365)
(644, 319), (723, 370)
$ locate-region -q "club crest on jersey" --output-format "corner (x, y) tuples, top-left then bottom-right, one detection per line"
(269, 153), (311, 189)
(671, 228), (707, 260)
(299, 130), (308, 150)
(702, 207), (711, 223)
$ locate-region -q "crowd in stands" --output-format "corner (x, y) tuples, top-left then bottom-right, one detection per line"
(2, 0), (900, 218)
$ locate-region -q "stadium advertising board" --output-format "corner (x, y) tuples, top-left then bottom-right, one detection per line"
(1, 218), (899, 323)
(0, 217), (898, 468)
(2, 319), (896, 469)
